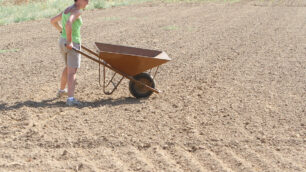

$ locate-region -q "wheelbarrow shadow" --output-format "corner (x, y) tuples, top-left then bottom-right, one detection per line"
(80, 97), (142, 107)
(0, 97), (142, 111)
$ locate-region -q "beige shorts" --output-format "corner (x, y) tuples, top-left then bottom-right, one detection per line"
(58, 37), (81, 68)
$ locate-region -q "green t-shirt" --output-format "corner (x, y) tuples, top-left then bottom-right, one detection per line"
(61, 12), (82, 44)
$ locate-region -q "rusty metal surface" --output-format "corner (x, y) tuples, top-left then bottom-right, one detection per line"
(95, 42), (171, 76)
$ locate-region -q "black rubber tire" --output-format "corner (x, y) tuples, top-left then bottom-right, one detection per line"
(129, 73), (155, 99)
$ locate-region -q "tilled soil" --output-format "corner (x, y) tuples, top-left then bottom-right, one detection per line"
(0, 0), (305, 171)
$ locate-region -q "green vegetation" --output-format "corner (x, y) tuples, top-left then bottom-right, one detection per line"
(0, 0), (240, 26)
(0, 49), (20, 53)
(163, 25), (179, 31)
(0, 0), (149, 25)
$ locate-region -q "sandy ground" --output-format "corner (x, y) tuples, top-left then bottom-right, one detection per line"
(0, 0), (305, 171)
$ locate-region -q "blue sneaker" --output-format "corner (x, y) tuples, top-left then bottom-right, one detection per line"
(66, 98), (81, 106)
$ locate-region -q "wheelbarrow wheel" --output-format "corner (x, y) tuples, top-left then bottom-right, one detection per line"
(129, 73), (155, 99)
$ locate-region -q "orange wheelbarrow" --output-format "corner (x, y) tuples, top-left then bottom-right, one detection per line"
(71, 42), (171, 98)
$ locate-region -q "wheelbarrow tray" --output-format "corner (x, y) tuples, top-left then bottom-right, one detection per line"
(95, 42), (171, 76)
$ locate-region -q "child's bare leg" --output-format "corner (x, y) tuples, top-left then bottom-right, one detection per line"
(60, 67), (67, 90)
(67, 67), (78, 97)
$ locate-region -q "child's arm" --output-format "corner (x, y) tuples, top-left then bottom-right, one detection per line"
(50, 12), (63, 33)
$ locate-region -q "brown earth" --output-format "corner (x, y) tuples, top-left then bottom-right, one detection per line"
(0, 0), (305, 171)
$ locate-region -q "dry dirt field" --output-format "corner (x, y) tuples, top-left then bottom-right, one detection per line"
(0, 0), (305, 171)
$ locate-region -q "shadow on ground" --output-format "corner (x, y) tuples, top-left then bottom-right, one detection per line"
(0, 97), (142, 111)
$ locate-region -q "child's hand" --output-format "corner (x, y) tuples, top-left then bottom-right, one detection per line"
(66, 42), (73, 50)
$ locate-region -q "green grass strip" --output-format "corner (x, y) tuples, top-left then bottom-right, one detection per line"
(0, 0), (149, 25)
(0, 49), (20, 53)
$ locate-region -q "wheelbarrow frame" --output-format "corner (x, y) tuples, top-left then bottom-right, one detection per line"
(71, 45), (161, 96)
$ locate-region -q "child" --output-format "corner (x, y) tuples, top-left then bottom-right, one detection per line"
(50, 0), (89, 106)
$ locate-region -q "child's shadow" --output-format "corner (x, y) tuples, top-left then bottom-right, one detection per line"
(0, 97), (142, 111)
